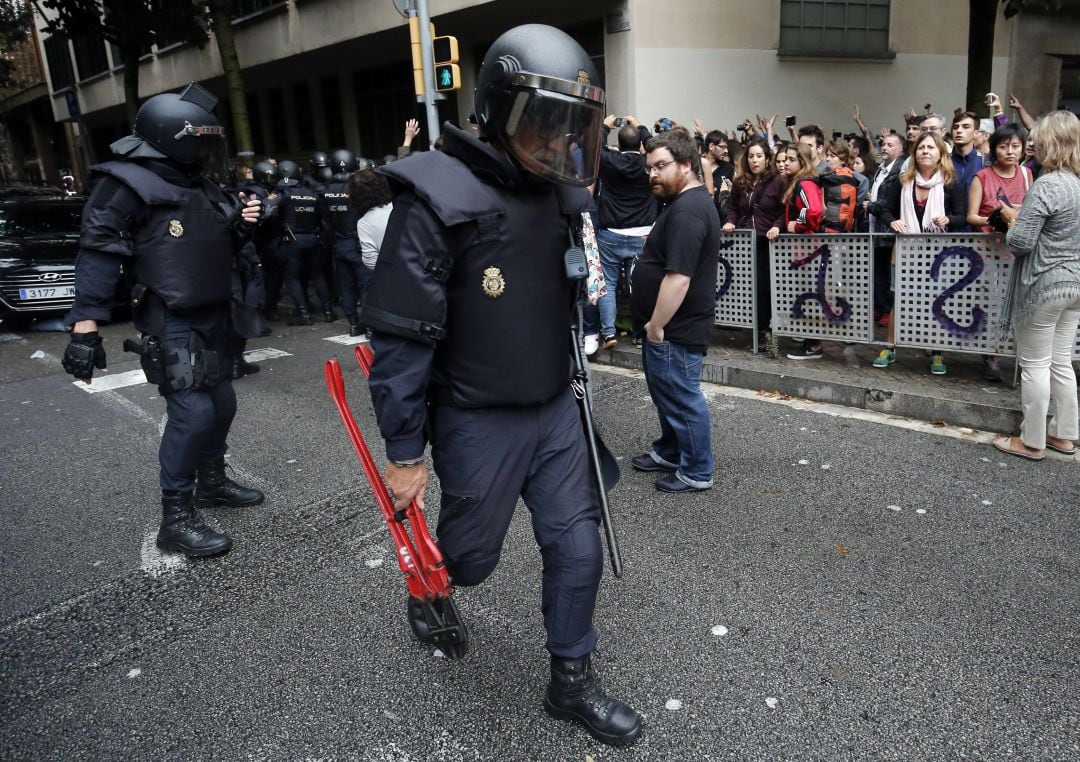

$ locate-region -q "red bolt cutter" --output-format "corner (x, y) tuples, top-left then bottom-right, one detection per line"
(324, 342), (468, 659)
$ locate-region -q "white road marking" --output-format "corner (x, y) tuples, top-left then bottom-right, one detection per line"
(74, 369), (148, 393)
(593, 365), (1080, 464)
(0, 332), (23, 343)
(323, 334), (369, 346)
(243, 347), (292, 362)
(139, 529), (185, 577)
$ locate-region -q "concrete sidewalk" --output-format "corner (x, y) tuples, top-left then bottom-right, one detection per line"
(590, 326), (1065, 435)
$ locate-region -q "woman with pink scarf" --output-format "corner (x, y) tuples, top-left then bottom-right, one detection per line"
(873, 131), (968, 375)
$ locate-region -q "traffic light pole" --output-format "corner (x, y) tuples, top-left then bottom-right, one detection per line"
(414, 0), (441, 148)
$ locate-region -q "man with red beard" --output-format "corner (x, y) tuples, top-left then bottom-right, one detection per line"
(629, 129), (721, 493)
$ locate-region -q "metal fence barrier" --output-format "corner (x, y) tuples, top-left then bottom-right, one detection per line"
(713, 229), (756, 330)
(733, 232), (1080, 359)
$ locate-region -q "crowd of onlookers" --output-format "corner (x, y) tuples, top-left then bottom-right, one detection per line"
(588, 92), (1055, 383)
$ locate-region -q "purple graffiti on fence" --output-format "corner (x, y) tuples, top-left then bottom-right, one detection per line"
(789, 243), (852, 325)
(716, 239), (734, 299)
(930, 246), (986, 338)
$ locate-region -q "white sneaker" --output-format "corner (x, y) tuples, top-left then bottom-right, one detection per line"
(583, 334), (599, 355)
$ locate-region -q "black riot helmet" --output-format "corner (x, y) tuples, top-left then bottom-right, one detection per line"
(310, 151), (329, 172)
(110, 83), (226, 168)
(317, 166), (334, 184)
(252, 160), (279, 189)
(356, 157), (377, 171)
(328, 148), (356, 179)
(277, 160), (302, 187)
(473, 24), (605, 186)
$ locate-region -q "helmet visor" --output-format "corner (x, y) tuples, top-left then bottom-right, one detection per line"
(196, 134), (230, 184)
(503, 77), (604, 186)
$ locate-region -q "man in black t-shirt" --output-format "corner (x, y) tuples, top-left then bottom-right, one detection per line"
(629, 129), (720, 494)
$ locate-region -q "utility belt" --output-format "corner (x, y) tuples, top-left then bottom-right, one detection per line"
(123, 336), (227, 394)
(427, 383), (565, 409)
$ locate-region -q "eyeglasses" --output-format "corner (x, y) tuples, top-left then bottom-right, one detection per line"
(645, 160), (674, 175)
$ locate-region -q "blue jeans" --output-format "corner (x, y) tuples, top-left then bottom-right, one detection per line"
(597, 229), (647, 339)
(641, 339), (713, 487)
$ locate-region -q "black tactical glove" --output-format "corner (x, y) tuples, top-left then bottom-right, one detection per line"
(62, 331), (107, 381)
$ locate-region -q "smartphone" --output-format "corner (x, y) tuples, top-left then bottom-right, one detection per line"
(614, 117), (627, 128)
(785, 115), (797, 127)
(832, 130), (842, 141)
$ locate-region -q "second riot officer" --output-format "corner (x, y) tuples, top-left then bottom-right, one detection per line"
(62, 83), (265, 558)
(319, 149), (366, 335)
(277, 160), (335, 325)
(362, 24), (642, 747)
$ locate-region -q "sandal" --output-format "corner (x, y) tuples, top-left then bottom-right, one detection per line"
(992, 436), (1044, 462)
(1045, 439), (1077, 456)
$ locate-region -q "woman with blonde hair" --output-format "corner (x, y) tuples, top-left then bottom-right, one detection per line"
(993, 111), (1080, 460)
(874, 131), (968, 375)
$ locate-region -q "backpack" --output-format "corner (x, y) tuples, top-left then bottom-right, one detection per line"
(819, 166), (859, 233)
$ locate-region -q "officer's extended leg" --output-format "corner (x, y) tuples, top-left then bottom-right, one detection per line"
(195, 379), (264, 510)
(522, 390), (641, 747)
(158, 385), (232, 557)
(303, 239), (335, 322)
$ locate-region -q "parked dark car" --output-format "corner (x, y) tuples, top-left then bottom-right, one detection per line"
(0, 189), (86, 325)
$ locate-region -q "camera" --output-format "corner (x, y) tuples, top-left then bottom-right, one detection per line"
(843, 132), (858, 141)
(785, 115), (797, 127)
(831, 130), (842, 141)
(614, 117), (627, 128)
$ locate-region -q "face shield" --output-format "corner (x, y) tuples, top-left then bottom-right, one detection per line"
(501, 73), (605, 186)
(175, 120), (228, 180)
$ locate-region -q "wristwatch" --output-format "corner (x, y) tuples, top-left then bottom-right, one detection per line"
(391, 457), (425, 468)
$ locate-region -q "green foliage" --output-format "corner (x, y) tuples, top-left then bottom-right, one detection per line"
(1001, 0), (1062, 18)
(34, 0), (209, 53)
(0, 0), (34, 87)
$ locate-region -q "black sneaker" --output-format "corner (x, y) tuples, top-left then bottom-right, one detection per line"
(601, 335), (618, 350)
(631, 453), (675, 472)
(787, 341), (823, 360)
(982, 356), (1003, 383)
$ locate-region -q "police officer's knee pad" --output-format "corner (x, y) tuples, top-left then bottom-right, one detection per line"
(540, 519), (603, 577)
(446, 555), (500, 588)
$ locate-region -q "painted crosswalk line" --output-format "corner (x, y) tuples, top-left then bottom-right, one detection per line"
(75, 347), (292, 393)
(323, 334), (369, 346)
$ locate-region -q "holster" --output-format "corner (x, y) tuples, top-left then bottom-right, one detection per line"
(123, 335), (167, 385)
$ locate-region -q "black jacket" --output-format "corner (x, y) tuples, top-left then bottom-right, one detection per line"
(596, 149), (656, 229)
(878, 173), (968, 231)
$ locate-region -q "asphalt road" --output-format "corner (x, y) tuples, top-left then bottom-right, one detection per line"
(1, 318), (1078, 760)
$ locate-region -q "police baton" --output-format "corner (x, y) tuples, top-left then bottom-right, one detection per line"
(565, 247), (624, 578)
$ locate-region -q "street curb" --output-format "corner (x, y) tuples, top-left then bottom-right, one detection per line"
(592, 346), (1023, 434)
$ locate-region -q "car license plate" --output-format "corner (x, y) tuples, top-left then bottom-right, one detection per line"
(18, 286), (75, 300)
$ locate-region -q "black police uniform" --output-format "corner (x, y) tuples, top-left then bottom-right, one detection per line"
(67, 159), (246, 494)
(278, 182), (333, 321)
(319, 175), (366, 326)
(364, 124), (604, 658)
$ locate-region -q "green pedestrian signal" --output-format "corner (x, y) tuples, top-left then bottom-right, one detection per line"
(434, 63), (461, 92)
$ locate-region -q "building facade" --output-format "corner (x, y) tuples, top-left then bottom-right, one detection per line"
(23, 0), (1080, 186)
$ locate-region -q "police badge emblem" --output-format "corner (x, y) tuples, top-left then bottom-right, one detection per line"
(168, 219), (184, 238)
(481, 266), (506, 298)
(577, 70), (591, 85)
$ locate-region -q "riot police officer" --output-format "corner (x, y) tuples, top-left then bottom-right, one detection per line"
(306, 150), (332, 189)
(319, 149), (366, 335)
(277, 160), (335, 325)
(62, 83), (265, 558)
(250, 160), (285, 321)
(363, 25), (642, 747)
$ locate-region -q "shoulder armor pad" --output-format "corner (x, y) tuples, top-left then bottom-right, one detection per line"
(377, 152), (504, 227)
(90, 162), (187, 206)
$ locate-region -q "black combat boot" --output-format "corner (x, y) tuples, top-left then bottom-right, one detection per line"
(348, 321), (363, 337)
(544, 654), (642, 747)
(156, 492), (233, 557)
(287, 308), (312, 326)
(323, 306), (337, 323)
(196, 457), (265, 509)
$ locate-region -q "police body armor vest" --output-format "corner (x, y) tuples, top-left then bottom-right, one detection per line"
(92, 162), (233, 311)
(322, 179), (357, 239)
(280, 187), (320, 235)
(372, 151), (586, 408)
